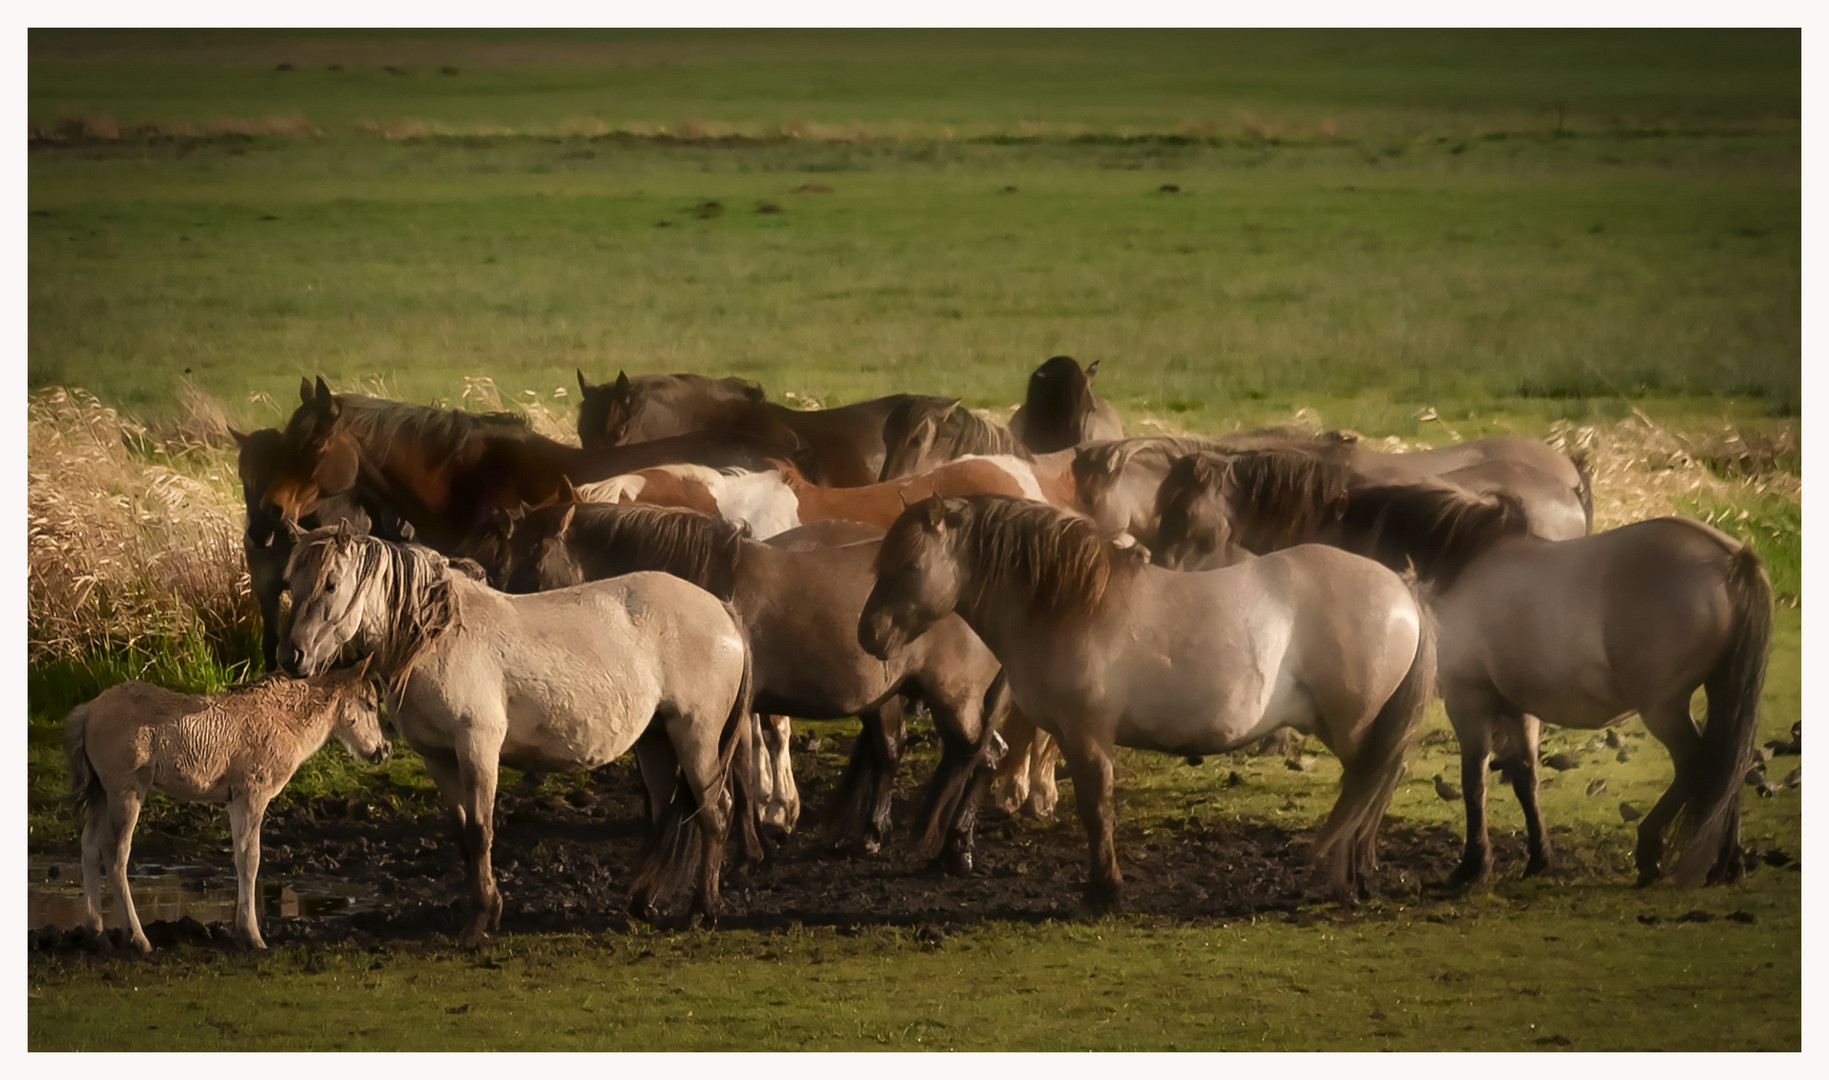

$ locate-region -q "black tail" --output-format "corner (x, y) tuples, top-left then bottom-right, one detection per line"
(717, 609), (761, 867)
(1312, 578), (1437, 897)
(911, 669), (1012, 858)
(1671, 546), (1772, 886)
(1570, 450), (1595, 534)
(64, 704), (104, 814)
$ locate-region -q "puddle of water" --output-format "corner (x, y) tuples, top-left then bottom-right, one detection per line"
(27, 856), (375, 931)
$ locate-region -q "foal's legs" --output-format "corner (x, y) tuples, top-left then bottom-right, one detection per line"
(104, 787), (150, 953)
(227, 790), (272, 949)
(79, 800), (108, 934)
(1633, 697), (1702, 887)
(1060, 729), (1122, 914)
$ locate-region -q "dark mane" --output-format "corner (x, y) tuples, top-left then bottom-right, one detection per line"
(1338, 480), (1533, 588)
(529, 502), (747, 600)
(885, 495), (1120, 620)
(326, 395), (537, 460)
(1211, 448), (1356, 549)
(889, 398), (1028, 462)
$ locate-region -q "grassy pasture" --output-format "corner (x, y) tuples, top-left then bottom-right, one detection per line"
(25, 29), (1800, 1050)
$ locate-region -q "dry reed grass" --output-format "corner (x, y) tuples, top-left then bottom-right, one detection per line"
(27, 388), (255, 665)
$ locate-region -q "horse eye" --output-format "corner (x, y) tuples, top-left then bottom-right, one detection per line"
(326, 579), (338, 594)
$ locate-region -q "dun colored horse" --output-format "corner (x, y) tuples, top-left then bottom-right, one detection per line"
(860, 494), (1435, 910)
(576, 369), (950, 487)
(574, 454), (1076, 538)
(64, 659), (389, 951)
(259, 377), (796, 553)
(282, 524), (755, 942)
(878, 357), (1123, 480)
(1155, 464), (1772, 887)
(1075, 431), (1590, 551)
(462, 502), (1010, 870)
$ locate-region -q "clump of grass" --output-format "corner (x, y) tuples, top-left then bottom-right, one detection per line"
(27, 387), (256, 671)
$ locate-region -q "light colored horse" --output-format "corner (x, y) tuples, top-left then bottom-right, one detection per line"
(1073, 432), (1590, 551)
(859, 494), (1435, 910)
(575, 454), (1073, 539)
(1160, 470), (1774, 887)
(63, 660), (389, 951)
(281, 522), (754, 943)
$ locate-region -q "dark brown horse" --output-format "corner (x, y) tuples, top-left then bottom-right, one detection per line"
(459, 500), (1011, 871)
(1154, 462), (1772, 888)
(576, 369), (951, 487)
(229, 426), (413, 671)
(1008, 356), (1124, 453)
(260, 377), (798, 553)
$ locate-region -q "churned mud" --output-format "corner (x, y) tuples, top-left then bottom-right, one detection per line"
(26, 726), (1769, 956)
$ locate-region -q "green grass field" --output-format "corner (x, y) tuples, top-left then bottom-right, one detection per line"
(26, 29), (1801, 1051)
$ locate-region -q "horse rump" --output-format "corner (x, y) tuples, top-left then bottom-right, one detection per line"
(1670, 546), (1773, 886)
(1310, 584), (1437, 899)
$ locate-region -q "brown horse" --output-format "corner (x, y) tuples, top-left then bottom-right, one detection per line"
(576, 369), (951, 487)
(575, 454), (1079, 538)
(1008, 356), (1124, 453)
(462, 500), (1010, 870)
(230, 427), (414, 671)
(860, 494), (1435, 910)
(259, 377), (798, 553)
(1156, 467), (1772, 888)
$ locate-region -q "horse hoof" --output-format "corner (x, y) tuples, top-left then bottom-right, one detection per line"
(628, 896), (659, 923)
(1080, 884), (1120, 918)
(457, 925), (492, 950)
(1523, 858), (1555, 879)
(1446, 861), (1489, 888)
(1634, 867), (1662, 889)
(941, 847), (974, 877)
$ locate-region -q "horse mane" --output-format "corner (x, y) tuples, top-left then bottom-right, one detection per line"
(1338, 479), (1533, 589)
(332, 396), (536, 460)
(1208, 447), (1357, 549)
(535, 502), (747, 601)
(886, 397), (1030, 464)
(291, 531), (460, 697)
(888, 495), (1119, 620)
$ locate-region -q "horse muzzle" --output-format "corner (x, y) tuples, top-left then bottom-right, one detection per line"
(368, 742), (393, 765)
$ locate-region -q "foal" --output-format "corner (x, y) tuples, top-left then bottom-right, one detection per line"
(64, 659), (389, 952)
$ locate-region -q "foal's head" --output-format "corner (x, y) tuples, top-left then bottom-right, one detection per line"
(859, 495), (965, 659)
(320, 656), (391, 766)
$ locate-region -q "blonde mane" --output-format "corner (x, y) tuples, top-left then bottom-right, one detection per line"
(290, 530), (461, 696)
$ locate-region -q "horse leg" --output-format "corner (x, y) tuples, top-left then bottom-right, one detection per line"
(915, 695), (985, 876)
(760, 715), (800, 839)
(1634, 697), (1702, 887)
(419, 745), (496, 945)
(1060, 729), (1122, 915)
(631, 730), (683, 920)
(104, 787), (150, 953)
(1027, 731), (1062, 819)
(993, 709), (1036, 815)
(254, 567), (282, 673)
(860, 699), (907, 852)
(79, 799), (107, 933)
(454, 745), (503, 944)
(1493, 714), (1553, 877)
(227, 790), (271, 949)
(667, 711), (734, 929)
(1445, 701), (1495, 886)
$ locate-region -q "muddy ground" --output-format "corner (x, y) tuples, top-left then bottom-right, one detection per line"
(30, 724), (1777, 958)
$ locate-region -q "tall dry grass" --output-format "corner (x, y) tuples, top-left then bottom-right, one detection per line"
(27, 387), (254, 667)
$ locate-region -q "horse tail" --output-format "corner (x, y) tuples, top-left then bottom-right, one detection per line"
(717, 603), (764, 867)
(1312, 575), (1437, 898)
(1570, 450), (1595, 534)
(64, 703), (104, 814)
(1670, 544), (1772, 886)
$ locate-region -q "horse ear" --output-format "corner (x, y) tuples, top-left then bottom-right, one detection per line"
(314, 376), (340, 420)
(334, 518), (355, 544)
(897, 489), (912, 510)
(284, 517), (305, 543)
(614, 370), (632, 397)
(1085, 359), (1101, 382)
(559, 475), (579, 503)
(923, 495), (946, 531)
(229, 426), (250, 448)
(299, 377), (315, 405)
(349, 654), (372, 679)
(576, 369), (592, 395)
(493, 505), (516, 539)
(556, 504), (577, 539)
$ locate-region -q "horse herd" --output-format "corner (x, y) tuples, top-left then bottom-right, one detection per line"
(64, 356), (1773, 950)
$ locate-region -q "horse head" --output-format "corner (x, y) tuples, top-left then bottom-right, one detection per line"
(859, 493), (960, 659)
